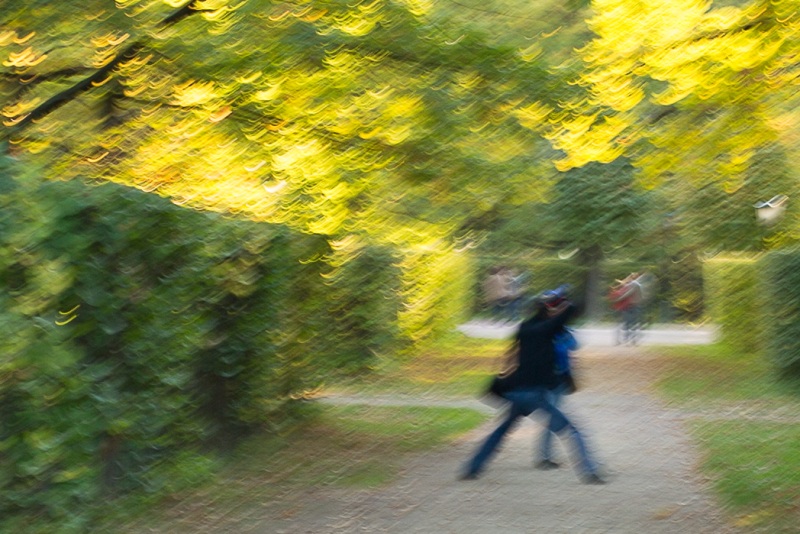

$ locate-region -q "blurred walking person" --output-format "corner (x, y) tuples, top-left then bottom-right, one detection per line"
(482, 266), (511, 323)
(608, 273), (644, 345)
(461, 287), (604, 483)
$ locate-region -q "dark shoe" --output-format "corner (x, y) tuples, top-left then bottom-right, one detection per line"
(459, 471), (479, 481)
(535, 459), (560, 470)
(582, 473), (606, 485)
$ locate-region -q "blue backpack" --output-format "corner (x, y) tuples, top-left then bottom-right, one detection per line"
(553, 328), (578, 375)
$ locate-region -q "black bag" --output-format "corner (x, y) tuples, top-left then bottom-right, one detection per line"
(484, 369), (518, 405)
(483, 343), (519, 404)
(487, 374), (512, 399)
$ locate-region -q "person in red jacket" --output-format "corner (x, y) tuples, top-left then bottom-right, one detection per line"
(608, 272), (644, 345)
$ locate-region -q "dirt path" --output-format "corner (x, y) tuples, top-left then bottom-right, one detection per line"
(245, 347), (739, 534)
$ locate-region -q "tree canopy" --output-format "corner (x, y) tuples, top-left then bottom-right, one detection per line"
(2, 0), (564, 254)
(2, 0), (799, 257)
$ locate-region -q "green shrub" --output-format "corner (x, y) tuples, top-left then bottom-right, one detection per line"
(323, 240), (403, 374)
(761, 249), (800, 378)
(398, 247), (474, 347)
(703, 257), (762, 352)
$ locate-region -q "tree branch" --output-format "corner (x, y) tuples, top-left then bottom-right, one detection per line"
(4, 0), (209, 139)
(8, 41), (145, 134)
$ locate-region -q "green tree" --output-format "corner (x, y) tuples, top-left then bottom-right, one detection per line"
(540, 159), (654, 317)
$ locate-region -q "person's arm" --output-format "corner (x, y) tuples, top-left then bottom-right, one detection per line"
(541, 302), (577, 334)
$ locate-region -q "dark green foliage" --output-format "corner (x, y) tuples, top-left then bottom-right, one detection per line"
(0, 168), (403, 529)
(679, 146), (797, 253)
(528, 160), (656, 319)
(324, 245), (403, 374)
(544, 160), (653, 252)
(703, 257), (762, 352)
(761, 250), (800, 378)
(520, 259), (588, 302)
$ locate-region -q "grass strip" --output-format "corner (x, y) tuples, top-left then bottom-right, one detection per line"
(326, 331), (509, 397)
(654, 343), (800, 532)
(690, 419), (800, 533)
(94, 403), (489, 533)
(656, 344), (798, 407)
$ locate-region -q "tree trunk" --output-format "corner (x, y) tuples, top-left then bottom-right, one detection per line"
(580, 245), (605, 321)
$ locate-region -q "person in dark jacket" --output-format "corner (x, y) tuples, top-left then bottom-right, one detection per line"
(461, 289), (604, 483)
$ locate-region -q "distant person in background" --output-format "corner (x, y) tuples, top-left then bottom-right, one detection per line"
(608, 273), (644, 345)
(483, 266), (511, 323)
(498, 267), (515, 321)
(506, 269), (529, 322)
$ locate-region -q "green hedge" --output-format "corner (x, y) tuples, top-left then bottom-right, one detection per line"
(703, 257), (762, 352)
(397, 246), (474, 346)
(703, 252), (800, 378)
(0, 173), (405, 530)
(320, 237), (403, 372)
(761, 250), (800, 377)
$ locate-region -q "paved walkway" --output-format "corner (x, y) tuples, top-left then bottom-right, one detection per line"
(252, 324), (739, 534)
(457, 320), (718, 347)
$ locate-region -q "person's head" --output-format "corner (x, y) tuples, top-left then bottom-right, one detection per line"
(531, 286), (570, 319)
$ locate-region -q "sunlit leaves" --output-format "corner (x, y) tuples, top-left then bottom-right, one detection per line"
(396, 243), (472, 343)
(1, 0), (561, 257)
(2, 46), (48, 68)
(170, 79), (221, 106)
(511, 101), (553, 131)
(550, 0), (800, 175)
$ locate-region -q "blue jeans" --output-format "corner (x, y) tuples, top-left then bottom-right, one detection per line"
(618, 306), (642, 344)
(538, 382), (567, 462)
(464, 389), (597, 477)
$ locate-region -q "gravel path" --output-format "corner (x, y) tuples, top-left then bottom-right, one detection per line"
(251, 347), (739, 534)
